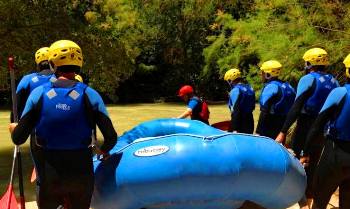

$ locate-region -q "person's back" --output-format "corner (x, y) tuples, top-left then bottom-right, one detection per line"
(35, 81), (91, 149)
(300, 55), (350, 209)
(256, 60), (295, 138)
(10, 40), (118, 209)
(224, 68), (255, 134)
(302, 71), (338, 115)
(13, 47), (57, 195)
(326, 84), (350, 139)
(16, 47), (56, 118)
(275, 48), (339, 208)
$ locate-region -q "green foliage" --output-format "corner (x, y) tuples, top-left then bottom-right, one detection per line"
(0, 0), (134, 102)
(203, 0), (350, 94)
(1, 0), (350, 103)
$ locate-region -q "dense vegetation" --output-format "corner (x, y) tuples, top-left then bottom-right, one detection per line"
(1, 0), (349, 103)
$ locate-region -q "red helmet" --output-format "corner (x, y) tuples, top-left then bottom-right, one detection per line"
(178, 85), (194, 97)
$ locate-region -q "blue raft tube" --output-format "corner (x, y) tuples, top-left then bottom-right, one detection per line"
(92, 119), (306, 209)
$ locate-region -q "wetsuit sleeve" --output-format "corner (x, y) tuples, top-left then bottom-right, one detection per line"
(230, 89), (242, 132)
(14, 76), (30, 121)
(259, 84), (279, 111)
(295, 74), (315, 99)
(228, 88), (241, 112)
(187, 98), (199, 110)
(303, 88), (347, 155)
(280, 75), (316, 133)
(12, 86), (43, 145)
(85, 87), (117, 153)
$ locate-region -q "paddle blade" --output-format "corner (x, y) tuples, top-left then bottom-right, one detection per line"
(211, 120), (231, 131)
(30, 168), (36, 183)
(0, 185), (19, 209)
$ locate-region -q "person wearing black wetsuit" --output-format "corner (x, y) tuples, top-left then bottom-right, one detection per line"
(9, 40), (118, 209)
(300, 54), (350, 209)
(14, 47), (57, 199)
(224, 68), (255, 133)
(275, 48), (339, 207)
(256, 60), (295, 138)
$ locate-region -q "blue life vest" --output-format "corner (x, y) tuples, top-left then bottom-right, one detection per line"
(260, 80), (296, 115)
(28, 72), (56, 92)
(303, 72), (338, 115)
(234, 84), (255, 113)
(35, 82), (92, 150)
(326, 84), (350, 142)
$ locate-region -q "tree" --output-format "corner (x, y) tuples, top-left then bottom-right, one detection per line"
(203, 0), (350, 97)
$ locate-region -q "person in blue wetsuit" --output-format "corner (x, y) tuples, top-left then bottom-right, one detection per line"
(256, 60), (295, 138)
(14, 47), (57, 197)
(9, 40), (118, 209)
(300, 54), (350, 209)
(177, 85), (210, 124)
(275, 48), (339, 206)
(16, 47), (56, 119)
(224, 68), (255, 133)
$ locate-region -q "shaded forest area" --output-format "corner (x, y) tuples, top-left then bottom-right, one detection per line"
(0, 0), (350, 103)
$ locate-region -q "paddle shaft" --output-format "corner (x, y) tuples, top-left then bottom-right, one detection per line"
(8, 56), (26, 209)
(6, 146), (17, 209)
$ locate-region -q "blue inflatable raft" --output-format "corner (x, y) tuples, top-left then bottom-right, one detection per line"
(92, 119), (306, 209)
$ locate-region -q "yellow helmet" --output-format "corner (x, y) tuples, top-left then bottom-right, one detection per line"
(302, 48), (329, 66)
(75, 74), (83, 82)
(35, 47), (50, 64)
(260, 60), (282, 77)
(343, 53), (350, 78)
(49, 40), (83, 68)
(224, 68), (241, 81)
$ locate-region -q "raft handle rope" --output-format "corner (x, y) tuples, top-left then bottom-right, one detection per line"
(93, 132), (283, 162)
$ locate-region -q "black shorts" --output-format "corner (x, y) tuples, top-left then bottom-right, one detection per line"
(258, 114), (286, 139)
(230, 112), (254, 134)
(312, 139), (350, 209)
(34, 148), (94, 209)
(291, 114), (317, 156)
(291, 114), (324, 198)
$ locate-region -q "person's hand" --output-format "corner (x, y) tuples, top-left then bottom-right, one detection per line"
(300, 156), (310, 167)
(9, 123), (18, 134)
(97, 152), (111, 161)
(94, 147), (110, 161)
(275, 132), (286, 144)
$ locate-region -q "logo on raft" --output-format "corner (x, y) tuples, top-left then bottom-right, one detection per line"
(134, 145), (170, 157)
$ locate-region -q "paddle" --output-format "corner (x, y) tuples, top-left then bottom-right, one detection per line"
(0, 147), (19, 209)
(9, 56), (26, 209)
(30, 169), (36, 183)
(0, 56), (20, 209)
(211, 120), (231, 131)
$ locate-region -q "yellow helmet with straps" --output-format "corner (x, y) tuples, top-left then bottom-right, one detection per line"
(49, 40), (83, 68)
(303, 48), (329, 66)
(260, 60), (282, 77)
(35, 47), (50, 64)
(343, 53), (350, 78)
(224, 68), (241, 81)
